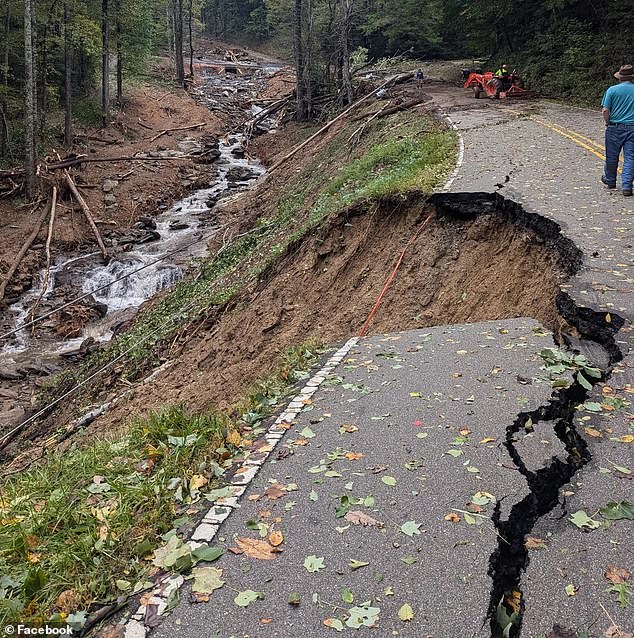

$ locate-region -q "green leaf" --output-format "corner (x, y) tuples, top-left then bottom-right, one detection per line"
(348, 559), (370, 570)
(345, 605), (380, 628)
(324, 618), (344, 631)
(400, 521), (422, 537)
(569, 510), (601, 530)
(384, 586), (394, 595)
(191, 545), (224, 564)
(341, 588), (354, 604)
(398, 603), (415, 621)
(325, 470), (343, 478)
(416, 432), (428, 439)
(152, 535), (192, 570)
(192, 567), (225, 594)
(577, 373), (592, 391)
(401, 555), (417, 565)
(300, 427), (316, 439)
(234, 589), (263, 607)
(288, 592), (301, 605)
(309, 490), (319, 501)
(304, 555), (326, 573)
(584, 402), (603, 412)
(466, 466), (480, 473)
(599, 501), (634, 520)
(446, 449), (463, 457)
(115, 580), (131, 591)
(381, 476), (397, 486)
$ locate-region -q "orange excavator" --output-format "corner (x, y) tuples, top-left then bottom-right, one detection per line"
(463, 69), (532, 99)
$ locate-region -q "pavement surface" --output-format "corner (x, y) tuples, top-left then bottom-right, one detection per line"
(126, 88), (634, 638)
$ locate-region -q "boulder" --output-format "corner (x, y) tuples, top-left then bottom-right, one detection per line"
(225, 166), (260, 182)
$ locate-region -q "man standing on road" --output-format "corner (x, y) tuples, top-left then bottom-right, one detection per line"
(601, 64), (634, 197)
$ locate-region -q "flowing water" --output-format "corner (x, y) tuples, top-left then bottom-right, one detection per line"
(0, 62), (277, 369)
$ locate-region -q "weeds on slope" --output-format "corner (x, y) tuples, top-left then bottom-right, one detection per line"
(0, 344), (319, 627)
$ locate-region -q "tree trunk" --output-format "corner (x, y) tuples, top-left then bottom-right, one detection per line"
(116, 0), (122, 105)
(24, 0), (38, 199)
(2, 4), (10, 86)
(340, 0), (354, 105)
(101, 0), (109, 128)
(173, 0), (184, 85)
(188, 0), (194, 78)
(293, 0), (306, 121)
(64, 1), (72, 146)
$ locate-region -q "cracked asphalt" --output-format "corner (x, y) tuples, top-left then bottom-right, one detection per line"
(153, 320), (566, 638)
(141, 87), (633, 638)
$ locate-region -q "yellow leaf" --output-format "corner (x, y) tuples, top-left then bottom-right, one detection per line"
(190, 474), (209, 492)
(584, 427), (602, 438)
(27, 551), (42, 564)
(606, 313), (612, 323)
(619, 435), (634, 443)
(345, 452), (364, 460)
(504, 590), (521, 613)
(480, 437), (496, 444)
(269, 531), (284, 547)
(225, 429), (242, 447)
(398, 603), (415, 621)
(460, 428), (472, 436)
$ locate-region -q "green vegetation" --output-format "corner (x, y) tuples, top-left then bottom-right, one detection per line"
(0, 344), (319, 625)
(205, 0), (630, 105)
(49, 113), (456, 396)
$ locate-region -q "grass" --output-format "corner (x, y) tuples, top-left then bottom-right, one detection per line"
(0, 344), (319, 626)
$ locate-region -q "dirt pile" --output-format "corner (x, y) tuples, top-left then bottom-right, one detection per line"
(90, 191), (574, 431)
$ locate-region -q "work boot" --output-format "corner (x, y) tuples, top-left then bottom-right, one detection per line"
(601, 176), (616, 189)
(624, 189), (633, 197)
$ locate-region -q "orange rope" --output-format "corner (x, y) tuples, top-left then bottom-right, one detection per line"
(359, 211), (435, 337)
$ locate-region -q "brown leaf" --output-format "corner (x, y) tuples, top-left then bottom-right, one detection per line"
(545, 625), (577, 638)
(340, 424), (358, 433)
(264, 484), (286, 500)
(345, 452), (364, 460)
(344, 510), (384, 528)
(259, 618), (273, 625)
(95, 626), (125, 638)
(460, 428), (472, 436)
(292, 439), (310, 446)
(191, 592), (210, 603)
(54, 589), (80, 612)
(584, 427), (603, 438)
(269, 531), (284, 547)
(466, 502), (485, 514)
(605, 626), (633, 638)
(234, 537), (280, 560)
(524, 537), (547, 550)
(605, 565), (631, 584)
(444, 513), (460, 523)
(248, 494), (261, 502)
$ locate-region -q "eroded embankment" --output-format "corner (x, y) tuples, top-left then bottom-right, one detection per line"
(75, 191), (582, 434)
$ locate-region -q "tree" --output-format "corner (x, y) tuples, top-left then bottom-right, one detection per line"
(64, 0), (72, 146)
(293, 0), (306, 120)
(172, 0), (184, 85)
(24, 0), (37, 198)
(340, 0), (353, 104)
(101, 0), (109, 127)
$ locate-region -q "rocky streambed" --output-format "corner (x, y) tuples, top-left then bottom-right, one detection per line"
(0, 53), (286, 435)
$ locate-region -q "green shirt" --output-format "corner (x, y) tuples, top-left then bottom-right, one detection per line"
(601, 82), (634, 124)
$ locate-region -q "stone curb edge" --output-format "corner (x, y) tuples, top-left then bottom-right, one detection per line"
(122, 337), (360, 638)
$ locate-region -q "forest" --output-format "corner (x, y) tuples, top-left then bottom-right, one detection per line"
(1, 0), (632, 192)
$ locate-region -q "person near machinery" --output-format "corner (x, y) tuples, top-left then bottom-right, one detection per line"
(601, 64), (634, 197)
(495, 64), (509, 78)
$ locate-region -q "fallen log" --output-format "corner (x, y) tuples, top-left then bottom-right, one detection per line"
(376, 96), (429, 119)
(266, 72), (412, 177)
(28, 186), (57, 323)
(63, 171), (109, 261)
(0, 196), (52, 303)
(149, 122), (206, 143)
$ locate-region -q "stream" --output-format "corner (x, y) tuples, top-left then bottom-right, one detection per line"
(0, 58), (279, 379)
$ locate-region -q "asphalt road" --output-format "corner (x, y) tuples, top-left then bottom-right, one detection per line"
(124, 86), (633, 638)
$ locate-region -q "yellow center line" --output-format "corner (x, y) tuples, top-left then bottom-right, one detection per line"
(504, 107), (622, 173)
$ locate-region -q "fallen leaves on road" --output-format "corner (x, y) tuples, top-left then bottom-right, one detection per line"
(191, 567), (224, 602)
(304, 555), (325, 572)
(234, 537), (280, 560)
(444, 513), (461, 523)
(524, 537), (547, 550)
(605, 625), (633, 638)
(600, 501), (634, 520)
(268, 531), (284, 547)
(564, 583), (577, 597)
(400, 521), (423, 537)
(605, 565), (631, 584)
(264, 484), (286, 500)
(398, 603), (414, 621)
(348, 558), (369, 570)
(344, 510), (384, 527)
(324, 618), (344, 631)
(569, 510), (601, 530)
(234, 589), (264, 607)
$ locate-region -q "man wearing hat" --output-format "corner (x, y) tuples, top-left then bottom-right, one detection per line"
(601, 64), (634, 197)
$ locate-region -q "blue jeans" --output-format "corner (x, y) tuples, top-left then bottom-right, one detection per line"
(604, 123), (634, 190)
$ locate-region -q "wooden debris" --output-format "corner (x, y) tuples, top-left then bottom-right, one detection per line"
(63, 171), (109, 260)
(149, 122), (207, 143)
(0, 195), (52, 303)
